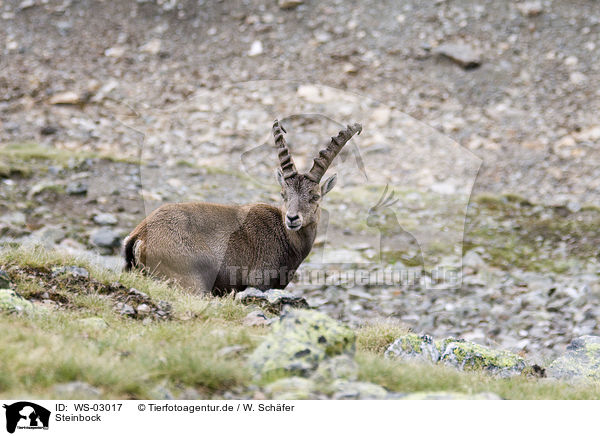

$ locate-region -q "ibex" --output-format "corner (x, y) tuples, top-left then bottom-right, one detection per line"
(123, 120), (362, 294)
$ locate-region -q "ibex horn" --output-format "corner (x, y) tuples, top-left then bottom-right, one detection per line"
(306, 122), (362, 183)
(273, 119), (298, 180)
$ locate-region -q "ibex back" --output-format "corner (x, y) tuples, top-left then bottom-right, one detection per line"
(123, 120), (362, 294)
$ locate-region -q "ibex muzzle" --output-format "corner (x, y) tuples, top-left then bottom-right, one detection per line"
(123, 120), (362, 294)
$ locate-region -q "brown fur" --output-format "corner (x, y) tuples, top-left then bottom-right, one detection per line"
(123, 120), (361, 294)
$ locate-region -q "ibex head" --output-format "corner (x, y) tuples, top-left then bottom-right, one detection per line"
(367, 184), (399, 228)
(273, 119), (362, 231)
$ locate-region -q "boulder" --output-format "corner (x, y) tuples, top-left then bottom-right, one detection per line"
(440, 340), (527, 377)
(248, 309), (355, 378)
(385, 333), (533, 377)
(547, 336), (600, 381)
(384, 333), (440, 363)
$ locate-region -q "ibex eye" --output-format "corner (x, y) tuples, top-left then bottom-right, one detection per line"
(311, 195), (320, 202)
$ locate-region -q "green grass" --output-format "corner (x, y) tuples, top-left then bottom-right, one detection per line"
(1, 246), (599, 399)
(0, 142), (136, 178)
(355, 353), (600, 400)
(0, 247), (260, 399)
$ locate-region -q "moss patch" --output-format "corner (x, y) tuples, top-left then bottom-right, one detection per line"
(465, 193), (600, 272)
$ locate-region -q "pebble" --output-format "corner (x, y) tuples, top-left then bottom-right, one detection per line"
(435, 43), (482, 69)
(90, 228), (121, 248)
(517, 1), (543, 17)
(278, 0), (303, 9)
(104, 46), (127, 58)
(66, 181), (88, 196)
(117, 303), (136, 316)
(93, 213), (118, 226)
(136, 303), (151, 316)
(139, 39), (161, 55)
(49, 91), (82, 105)
(248, 40), (263, 57)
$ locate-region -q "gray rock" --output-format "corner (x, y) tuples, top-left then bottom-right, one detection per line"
(547, 336), (600, 381)
(248, 309), (355, 378)
(517, 1), (543, 17)
(116, 303), (135, 317)
(236, 288), (308, 313)
(311, 354), (359, 383)
(90, 228), (121, 248)
(128, 288), (149, 299)
(0, 270), (10, 288)
(385, 333), (440, 363)
(93, 213), (118, 226)
(66, 181), (88, 196)
(52, 266), (89, 279)
(435, 43), (482, 69)
(53, 381), (101, 399)
(26, 226), (66, 247)
(243, 310), (270, 326)
(386, 333), (534, 377)
(440, 340), (528, 377)
(18, 0), (36, 10)
(49, 91), (83, 105)
(278, 0), (303, 9)
(330, 380), (387, 400)
(27, 181), (64, 199)
(0, 211), (26, 227)
(265, 377), (316, 400)
(463, 250), (486, 271)
(136, 303), (151, 316)
(139, 38), (162, 55)
(0, 289), (34, 314)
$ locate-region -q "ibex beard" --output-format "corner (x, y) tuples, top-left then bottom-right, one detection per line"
(123, 119), (362, 295)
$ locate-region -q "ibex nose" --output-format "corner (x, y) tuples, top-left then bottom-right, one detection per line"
(285, 213), (302, 231)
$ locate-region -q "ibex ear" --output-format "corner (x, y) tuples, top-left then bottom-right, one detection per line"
(276, 168), (285, 187)
(321, 174), (337, 196)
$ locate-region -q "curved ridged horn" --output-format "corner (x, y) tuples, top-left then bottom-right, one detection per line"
(306, 122), (362, 183)
(273, 119), (298, 180)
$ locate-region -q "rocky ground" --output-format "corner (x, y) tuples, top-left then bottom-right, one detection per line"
(1, 0), (600, 366)
(1, 252), (598, 399)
